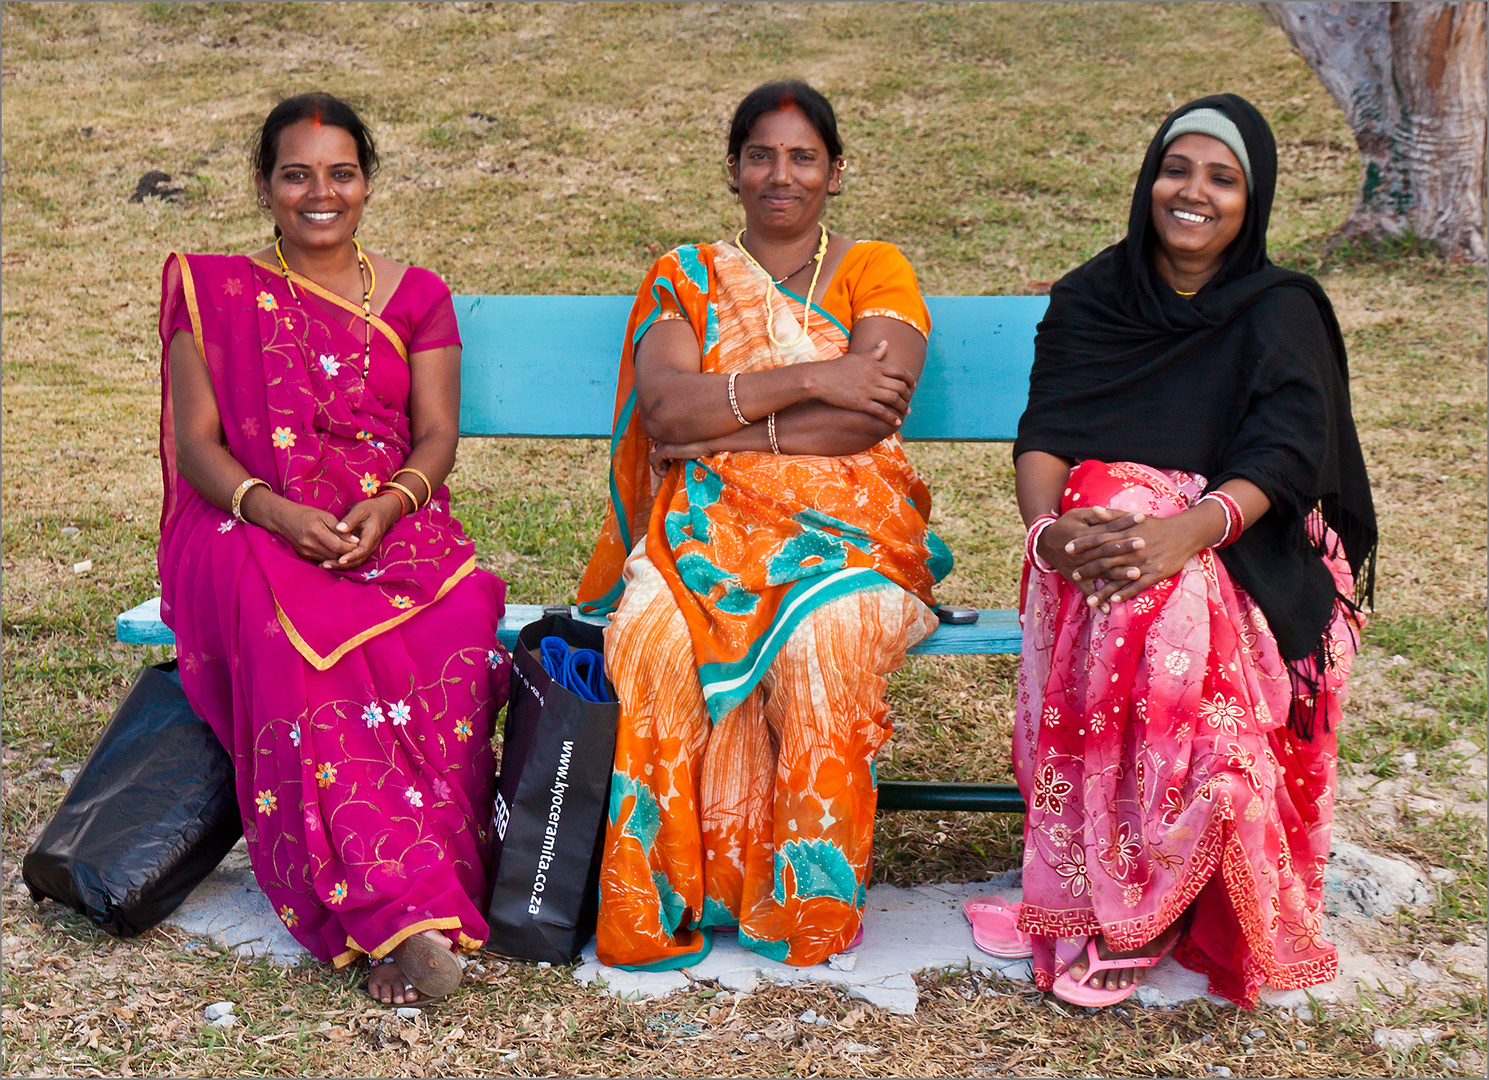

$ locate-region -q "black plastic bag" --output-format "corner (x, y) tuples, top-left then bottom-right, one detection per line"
(485, 614), (619, 964)
(23, 662), (243, 937)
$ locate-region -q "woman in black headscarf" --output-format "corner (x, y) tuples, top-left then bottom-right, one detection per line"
(1008, 94), (1375, 1009)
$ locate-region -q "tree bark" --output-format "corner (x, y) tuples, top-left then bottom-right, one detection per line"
(1262, 1), (1487, 264)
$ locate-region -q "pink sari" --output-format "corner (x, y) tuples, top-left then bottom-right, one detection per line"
(1015, 460), (1359, 1007)
(157, 253), (510, 966)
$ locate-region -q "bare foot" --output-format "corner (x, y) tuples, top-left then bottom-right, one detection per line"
(365, 930), (456, 1006)
(366, 958), (421, 1005)
(1067, 919), (1184, 993)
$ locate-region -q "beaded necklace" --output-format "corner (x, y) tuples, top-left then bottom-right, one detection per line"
(275, 235), (377, 378)
(734, 223), (829, 347)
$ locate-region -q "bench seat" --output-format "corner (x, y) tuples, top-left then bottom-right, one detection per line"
(115, 597), (1021, 654)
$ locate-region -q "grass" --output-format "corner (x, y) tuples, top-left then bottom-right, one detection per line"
(2, 2), (1485, 1076)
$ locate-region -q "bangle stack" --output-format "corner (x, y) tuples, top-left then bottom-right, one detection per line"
(392, 467), (433, 507)
(377, 467), (434, 519)
(727, 372), (751, 427)
(231, 477), (269, 521)
(379, 482), (416, 517)
(1026, 512), (1059, 573)
(766, 412), (780, 454)
(1198, 491), (1245, 549)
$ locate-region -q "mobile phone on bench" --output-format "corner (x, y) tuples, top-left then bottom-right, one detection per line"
(933, 604), (980, 625)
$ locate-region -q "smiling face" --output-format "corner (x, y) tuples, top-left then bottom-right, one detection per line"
(255, 119), (369, 252)
(729, 105), (842, 239)
(1148, 132), (1248, 275)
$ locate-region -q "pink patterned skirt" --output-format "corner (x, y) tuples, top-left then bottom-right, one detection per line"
(1014, 460), (1360, 1007)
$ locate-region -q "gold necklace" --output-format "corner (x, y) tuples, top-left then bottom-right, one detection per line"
(734, 223), (829, 347)
(275, 235), (377, 378)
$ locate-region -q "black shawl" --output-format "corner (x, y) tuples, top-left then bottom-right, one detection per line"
(1014, 94), (1376, 729)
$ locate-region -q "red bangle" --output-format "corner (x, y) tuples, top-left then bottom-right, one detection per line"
(378, 484), (413, 517)
(1198, 491), (1244, 549)
(1026, 512), (1059, 573)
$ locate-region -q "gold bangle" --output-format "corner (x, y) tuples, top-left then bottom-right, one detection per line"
(379, 481), (418, 516)
(231, 477), (269, 521)
(767, 412), (780, 454)
(392, 467), (433, 507)
(379, 486), (412, 516)
(727, 372), (750, 427)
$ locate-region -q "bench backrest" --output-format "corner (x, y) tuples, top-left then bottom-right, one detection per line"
(453, 295), (1048, 441)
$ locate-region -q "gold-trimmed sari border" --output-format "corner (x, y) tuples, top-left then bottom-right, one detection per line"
(248, 257), (409, 363)
(353, 917), (468, 962)
(171, 252), (208, 364)
(274, 555), (477, 671)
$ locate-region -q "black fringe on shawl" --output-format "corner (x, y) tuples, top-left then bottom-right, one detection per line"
(1283, 508), (1375, 742)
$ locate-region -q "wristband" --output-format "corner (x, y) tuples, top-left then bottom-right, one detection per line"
(767, 412), (780, 454)
(231, 477), (269, 521)
(1198, 491), (1244, 549)
(1026, 512), (1059, 574)
(728, 372), (751, 427)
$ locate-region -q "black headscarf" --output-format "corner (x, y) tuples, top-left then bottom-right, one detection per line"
(1014, 94), (1377, 734)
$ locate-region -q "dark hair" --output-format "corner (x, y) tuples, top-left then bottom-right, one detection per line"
(726, 80), (842, 191)
(252, 92), (379, 183)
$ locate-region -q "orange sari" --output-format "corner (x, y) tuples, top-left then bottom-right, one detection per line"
(578, 241), (950, 969)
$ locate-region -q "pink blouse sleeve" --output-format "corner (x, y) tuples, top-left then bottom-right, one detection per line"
(404, 268), (463, 354)
(163, 286), (195, 346)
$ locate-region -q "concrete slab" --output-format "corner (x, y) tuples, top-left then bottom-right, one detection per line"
(570, 871), (1223, 1015)
(161, 834), (1480, 1016)
(163, 844), (307, 965)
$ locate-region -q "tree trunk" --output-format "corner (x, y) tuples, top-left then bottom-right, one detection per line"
(1262, 1), (1487, 264)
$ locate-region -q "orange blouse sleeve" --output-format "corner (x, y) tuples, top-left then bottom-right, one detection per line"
(823, 241), (931, 339)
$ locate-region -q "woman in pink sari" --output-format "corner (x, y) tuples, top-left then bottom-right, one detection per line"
(159, 93), (509, 1005)
(1011, 96), (1376, 1008)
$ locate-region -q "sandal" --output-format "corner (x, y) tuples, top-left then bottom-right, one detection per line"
(1051, 935), (1172, 1008)
(962, 895), (1033, 959)
(389, 933), (463, 1005)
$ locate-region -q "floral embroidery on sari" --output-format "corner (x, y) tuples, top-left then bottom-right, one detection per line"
(158, 252), (510, 968)
(1015, 459), (1360, 1007)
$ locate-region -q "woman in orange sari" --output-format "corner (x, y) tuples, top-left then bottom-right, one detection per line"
(577, 81), (951, 970)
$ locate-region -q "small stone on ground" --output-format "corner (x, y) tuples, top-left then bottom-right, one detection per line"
(1373, 1027), (1442, 1052)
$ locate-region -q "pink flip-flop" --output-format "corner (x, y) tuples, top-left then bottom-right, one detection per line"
(961, 895), (1033, 959)
(1051, 936), (1169, 1008)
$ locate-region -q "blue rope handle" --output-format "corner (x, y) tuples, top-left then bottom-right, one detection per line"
(538, 636), (614, 703)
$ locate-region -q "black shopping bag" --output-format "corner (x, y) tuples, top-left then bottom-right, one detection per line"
(23, 661), (243, 937)
(485, 614), (618, 964)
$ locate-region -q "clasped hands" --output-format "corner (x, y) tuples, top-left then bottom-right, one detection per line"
(1037, 505), (1219, 613)
(648, 340), (915, 473)
(253, 491), (404, 572)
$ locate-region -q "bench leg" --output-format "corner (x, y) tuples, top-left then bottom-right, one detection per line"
(876, 781), (1026, 814)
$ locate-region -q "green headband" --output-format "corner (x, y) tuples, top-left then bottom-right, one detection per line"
(1162, 108), (1252, 188)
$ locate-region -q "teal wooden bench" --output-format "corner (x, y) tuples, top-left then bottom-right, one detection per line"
(117, 294), (1048, 813)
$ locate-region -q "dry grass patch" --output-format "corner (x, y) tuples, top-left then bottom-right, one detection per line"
(2, 2), (1484, 1076)
(4, 887), (1484, 1078)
